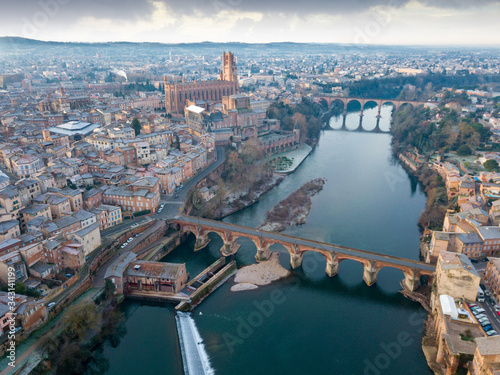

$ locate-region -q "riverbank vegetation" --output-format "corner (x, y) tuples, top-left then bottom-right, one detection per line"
(260, 178), (326, 232)
(267, 97), (324, 143)
(414, 165), (448, 230)
(392, 106), (491, 155)
(33, 284), (126, 374)
(190, 139), (282, 219)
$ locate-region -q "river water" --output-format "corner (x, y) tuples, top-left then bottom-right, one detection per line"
(99, 105), (433, 375)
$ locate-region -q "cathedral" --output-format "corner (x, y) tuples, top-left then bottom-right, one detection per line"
(164, 51), (239, 115)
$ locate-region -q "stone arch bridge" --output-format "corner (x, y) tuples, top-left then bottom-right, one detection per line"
(171, 215), (435, 292)
(316, 95), (429, 114)
(316, 95), (432, 132)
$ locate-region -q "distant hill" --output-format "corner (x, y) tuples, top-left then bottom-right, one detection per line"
(0, 36), (408, 52)
(0, 36), (492, 54)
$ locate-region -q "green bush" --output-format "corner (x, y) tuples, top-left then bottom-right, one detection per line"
(133, 209), (151, 217)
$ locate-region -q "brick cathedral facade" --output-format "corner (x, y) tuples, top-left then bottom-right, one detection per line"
(164, 51), (239, 115)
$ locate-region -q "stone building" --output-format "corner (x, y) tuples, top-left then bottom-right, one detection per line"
(469, 336), (500, 374)
(124, 261), (188, 294)
(164, 51), (238, 114)
(435, 251), (481, 302)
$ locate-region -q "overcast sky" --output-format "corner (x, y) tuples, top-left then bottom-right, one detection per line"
(1, 0), (499, 45)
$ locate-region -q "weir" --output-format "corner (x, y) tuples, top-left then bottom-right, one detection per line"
(175, 312), (215, 375)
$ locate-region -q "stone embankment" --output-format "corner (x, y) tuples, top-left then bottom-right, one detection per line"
(259, 178), (326, 232)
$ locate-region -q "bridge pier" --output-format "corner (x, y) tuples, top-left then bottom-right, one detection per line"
(372, 117), (381, 133)
(325, 257), (339, 277)
(357, 116), (364, 131)
(220, 240), (240, 257)
(194, 233), (211, 251)
(363, 261), (379, 286)
(342, 112), (347, 128)
(290, 252), (303, 269)
(403, 272), (420, 292)
(255, 247), (271, 262)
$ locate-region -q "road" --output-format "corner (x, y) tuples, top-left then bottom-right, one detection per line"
(174, 215), (436, 272)
(157, 147), (225, 219)
(475, 298), (500, 333)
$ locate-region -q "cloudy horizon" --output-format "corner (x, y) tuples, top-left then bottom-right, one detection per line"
(1, 0), (499, 46)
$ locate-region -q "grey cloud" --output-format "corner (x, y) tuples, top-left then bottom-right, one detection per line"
(0, 0), (155, 22)
(419, 0), (500, 8)
(1, 0), (498, 24)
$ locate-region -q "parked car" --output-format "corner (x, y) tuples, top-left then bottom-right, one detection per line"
(483, 258), (489, 262)
(487, 330), (498, 336)
(476, 314), (487, 319)
(497, 311), (500, 317)
(174, 194), (179, 198)
(47, 302), (56, 309)
(475, 308), (486, 314)
(483, 325), (494, 332)
(468, 303), (477, 308)
(121, 244), (127, 248)
(471, 258), (479, 263)
(481, 321), (492, 327)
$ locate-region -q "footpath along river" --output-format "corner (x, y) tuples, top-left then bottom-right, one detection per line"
(99, 104), (433, 375)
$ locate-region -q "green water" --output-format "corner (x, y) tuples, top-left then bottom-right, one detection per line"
(100, 105), (432, 375)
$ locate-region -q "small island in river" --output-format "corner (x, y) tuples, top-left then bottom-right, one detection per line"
(259, 178), (326, 232)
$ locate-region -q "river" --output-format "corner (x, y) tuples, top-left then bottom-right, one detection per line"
(98, 104), (433, 375)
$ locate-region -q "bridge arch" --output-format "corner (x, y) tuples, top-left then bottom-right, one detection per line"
(329, 98), (346, 112)
(382, 101), (397, 111)
(346, 99), (362, 112)
(398, 102), (415, 111)
(362, 100), (379, 111)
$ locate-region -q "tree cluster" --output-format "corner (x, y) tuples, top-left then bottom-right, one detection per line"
(267, 97), (323, 143)
(37, 297), (125, 375)
(391, 106), (491, 155)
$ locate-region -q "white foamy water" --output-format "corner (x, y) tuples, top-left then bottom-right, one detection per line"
(175, 312), (215, 375)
